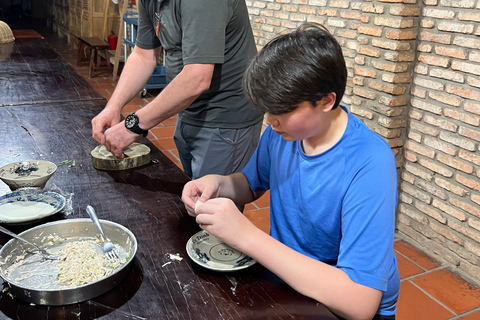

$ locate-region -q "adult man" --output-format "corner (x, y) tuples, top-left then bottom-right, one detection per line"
(92, 0), (264, 179)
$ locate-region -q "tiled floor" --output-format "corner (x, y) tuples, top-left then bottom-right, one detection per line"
(37, 30), (480, 320)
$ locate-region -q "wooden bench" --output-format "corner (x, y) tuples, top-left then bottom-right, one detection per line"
(77, 37), (112, 78)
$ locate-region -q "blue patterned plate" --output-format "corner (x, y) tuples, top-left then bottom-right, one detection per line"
(186, 230), (256, 272)
(0, 189), (65, 224)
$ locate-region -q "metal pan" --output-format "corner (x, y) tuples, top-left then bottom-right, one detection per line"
(0, 218), (137, 305)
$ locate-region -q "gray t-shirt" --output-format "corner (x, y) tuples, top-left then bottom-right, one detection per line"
(136, 0), (263, 129)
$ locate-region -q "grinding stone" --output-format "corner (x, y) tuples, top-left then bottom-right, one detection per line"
(91, 142), (151, 171)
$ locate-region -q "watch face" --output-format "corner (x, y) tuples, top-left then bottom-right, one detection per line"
(125, 114), (137, 129)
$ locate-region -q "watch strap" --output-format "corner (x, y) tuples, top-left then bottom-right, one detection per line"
(125, 113), (148, 137)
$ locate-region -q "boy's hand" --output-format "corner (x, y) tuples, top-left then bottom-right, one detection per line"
(195, 198), (254, 250)
(181, 176), (219, 216)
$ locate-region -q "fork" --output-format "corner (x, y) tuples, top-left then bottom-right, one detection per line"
(86, 205), (119, 262)
(0, 225), (58, 260)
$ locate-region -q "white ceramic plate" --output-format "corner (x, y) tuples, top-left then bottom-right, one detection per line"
(186, 230), (256, 272)
(0, 189), (66, 224)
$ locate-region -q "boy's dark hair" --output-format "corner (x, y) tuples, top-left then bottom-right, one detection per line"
(243, 22), (347, 115)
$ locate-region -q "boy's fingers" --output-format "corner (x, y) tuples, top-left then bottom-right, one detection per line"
(194, 200), (204, 213)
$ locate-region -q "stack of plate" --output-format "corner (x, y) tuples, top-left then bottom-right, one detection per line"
(0, 160), (64, 225)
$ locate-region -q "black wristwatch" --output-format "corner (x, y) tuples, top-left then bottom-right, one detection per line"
(125, 113), (148, 137)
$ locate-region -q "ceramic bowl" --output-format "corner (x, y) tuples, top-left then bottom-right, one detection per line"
(0, 160), (57, 190)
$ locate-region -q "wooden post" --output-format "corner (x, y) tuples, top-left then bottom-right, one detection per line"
(102, 0), (110, 41)
(112, 0), (129, 81)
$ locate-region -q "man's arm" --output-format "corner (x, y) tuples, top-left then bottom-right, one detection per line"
(98, 52), (215, 158)
(134, 62), (214, 130)
(91, 46), (159, 143)
(107, 46), (160, 112)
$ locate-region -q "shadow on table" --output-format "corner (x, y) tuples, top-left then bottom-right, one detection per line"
(0, 257), (144, 320)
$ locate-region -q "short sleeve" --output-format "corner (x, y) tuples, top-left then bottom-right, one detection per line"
(337, 147), (398, 291)
(180, 0), (228, 65)
(136, 0), (161, 50)
(243, 127), (273, 192)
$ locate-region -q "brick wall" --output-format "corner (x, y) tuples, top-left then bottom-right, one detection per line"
(247, 0), (480, 284)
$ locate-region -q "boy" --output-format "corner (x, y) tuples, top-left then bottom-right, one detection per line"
(182, 23), (399, 320)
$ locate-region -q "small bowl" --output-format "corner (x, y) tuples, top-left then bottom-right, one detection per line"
(0, 160), (57, 190)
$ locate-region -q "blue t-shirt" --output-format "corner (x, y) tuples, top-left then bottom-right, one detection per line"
(242, 106), (400, 316)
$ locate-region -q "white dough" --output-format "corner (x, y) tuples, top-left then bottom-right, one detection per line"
(195, 200), (204, 212)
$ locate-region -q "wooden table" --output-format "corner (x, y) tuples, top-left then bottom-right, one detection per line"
(0, 38), (104, 106)
(0, 101), (338, 319)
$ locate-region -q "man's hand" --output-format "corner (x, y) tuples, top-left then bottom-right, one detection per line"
(91, 108), (122, 143)
(102, 121), (140, 158)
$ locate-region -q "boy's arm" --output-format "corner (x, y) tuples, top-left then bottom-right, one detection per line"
(235, 229), (382, 320)
(182, 173), (265, 214)
(215, 173), (265, 204)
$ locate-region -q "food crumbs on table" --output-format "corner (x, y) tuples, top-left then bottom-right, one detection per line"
(169, 253), (183, 261)
(58, 160), (71, 167)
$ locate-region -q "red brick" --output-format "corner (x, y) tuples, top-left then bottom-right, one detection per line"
(444, 108), (480, 126)
(438, 21), (475, 34)
(452, 61), (480, 76)
(458, 11), (480, 22)
(435, 46), (467, 59)
(358, 26), (383, 37)
(459, 150), (480, 166)
(361, 3), (385, 14)
(464, 101), (480, 115)
(420, 31), (452, 44)
(423, 8), (456, 19)
(424, 136), (457, 155)
(406, 141), (436, 158)
(385, 30), (416, 40)
(446, 85), (480, 101)
(354, 66), (376, 78)
(459, 126), (480, 142)
(390, 6), (420, 16)
(418, 54), (450, 67)
(456, 174), (480, 192)
(429, 92), (462, 107)
(437, 153), (474, 174)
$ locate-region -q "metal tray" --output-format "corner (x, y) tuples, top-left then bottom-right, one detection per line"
(0, 219), (137, 305)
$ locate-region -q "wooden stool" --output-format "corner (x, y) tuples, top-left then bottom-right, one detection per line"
(77, 37), (112, 78)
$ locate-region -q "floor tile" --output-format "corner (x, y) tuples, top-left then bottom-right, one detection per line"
(244, 208), (270, 234)
(253, 190), (270, 208)
(395, 240), (441, 270)
(161, 116), (178, 127)
(151, 138), (177, 151)
(122, 104), (141, 113)
(163, 150), (181, 165)
(412, 268), (480, 315)
(396, 251), (425, 279)
(397, 281), (453, 320)
(150, 126), (176, 139)
(459, 311), (480, 320)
